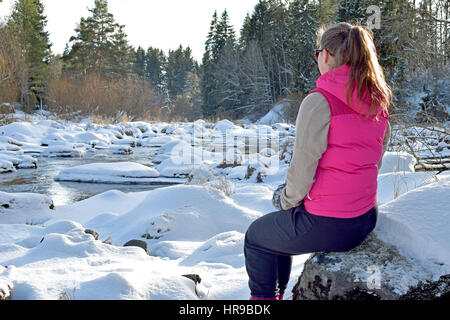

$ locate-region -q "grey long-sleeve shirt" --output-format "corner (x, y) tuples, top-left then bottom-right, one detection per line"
(280, 92), (391, 211)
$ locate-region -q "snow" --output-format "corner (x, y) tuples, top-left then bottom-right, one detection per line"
(0, 112), (448, 300)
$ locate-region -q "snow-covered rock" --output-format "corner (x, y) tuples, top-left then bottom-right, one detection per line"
(0, 159), (16, 173)
(379, 151), (417, 174)
(257, 103), (286, 125)
(42, 145), (86, 158)
(0, 276), (12, 300)
(0, 191), (54, 224)
(54, 162), (161, 184)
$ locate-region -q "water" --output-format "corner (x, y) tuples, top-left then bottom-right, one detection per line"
(0, 146), (180, 206)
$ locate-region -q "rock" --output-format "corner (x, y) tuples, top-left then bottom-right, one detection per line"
(292, 233), (450, 300)
(123, 239), (149, 255)
(182, 274), (202, 285)
(0, 276), (12, 300)
(182, 274), (207, 299)
(103, 236), (112, 245)
(84, 229), (99, 240)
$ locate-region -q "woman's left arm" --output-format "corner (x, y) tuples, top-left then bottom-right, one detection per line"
(280, 92), (331, 211)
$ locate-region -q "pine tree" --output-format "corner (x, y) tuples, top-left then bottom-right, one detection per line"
(8, 0), (51, 109)
(64, 0), (132, 77)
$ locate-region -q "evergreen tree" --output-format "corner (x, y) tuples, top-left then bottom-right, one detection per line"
(134, 46), (146, 78)
(335, 0), (371, 24)
(166, 45), (195, 99)
(287, 0), (320, 93)
(238, 1), (290, 101)
(111, 25), (134, 77)
(63, 0), (132, 77)
(145, 47), (166, 95)
(201, 9), (236, 117)
(8, 0), (51, 109)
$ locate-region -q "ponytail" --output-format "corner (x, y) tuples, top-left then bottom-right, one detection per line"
(317, 23), (392, 119)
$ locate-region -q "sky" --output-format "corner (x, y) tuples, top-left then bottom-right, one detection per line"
(0, 0), (259, 62)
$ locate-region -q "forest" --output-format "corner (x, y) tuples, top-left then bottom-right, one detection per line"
(0, 0), (448, 124)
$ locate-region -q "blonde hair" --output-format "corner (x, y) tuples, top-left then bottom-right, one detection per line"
(317, 22), (392, 118)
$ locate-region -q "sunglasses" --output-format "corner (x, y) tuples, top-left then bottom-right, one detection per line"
(314, 48), (333, 61)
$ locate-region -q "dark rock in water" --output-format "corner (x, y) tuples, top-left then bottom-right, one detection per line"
(84, 229), (99, 240)
(123, 239), (149, 255)
(182, 274), (202, 285)
(292, 233), (449, 300)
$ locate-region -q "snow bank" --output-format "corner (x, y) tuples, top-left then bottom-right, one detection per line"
(81, 184), (261, 246)
(375, 172), (450, 277)
(0, 220), (198, 300)
(377, 171), (437, 205)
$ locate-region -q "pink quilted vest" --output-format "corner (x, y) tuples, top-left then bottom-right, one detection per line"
(303, 64), (389, 218)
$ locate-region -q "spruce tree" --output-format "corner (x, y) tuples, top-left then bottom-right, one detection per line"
(111, 25), (134, 77)
(201, 10), (236, 117)
(145, 47), (166, 95)
(166, 45), (195, 99)
(287, 0), (320, 93)
(8, 0), (51, 109)
(134, 46), (146, 78)
(335, 0), (370, 24)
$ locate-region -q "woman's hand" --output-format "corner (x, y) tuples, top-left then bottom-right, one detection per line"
(272, 183), (286, 211)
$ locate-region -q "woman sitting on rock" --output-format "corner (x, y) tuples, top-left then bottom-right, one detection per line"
(244, 22), (392, 300)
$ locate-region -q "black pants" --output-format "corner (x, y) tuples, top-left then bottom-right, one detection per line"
(244, 203), (378, 298)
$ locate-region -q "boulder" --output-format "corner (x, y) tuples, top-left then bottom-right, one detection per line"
(182, 274), (202, 285)
(292, 233), (449, 300)
(123, 239), (149, 255)
(84, 229), (99, 240)
(0, 275), (12, 300)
